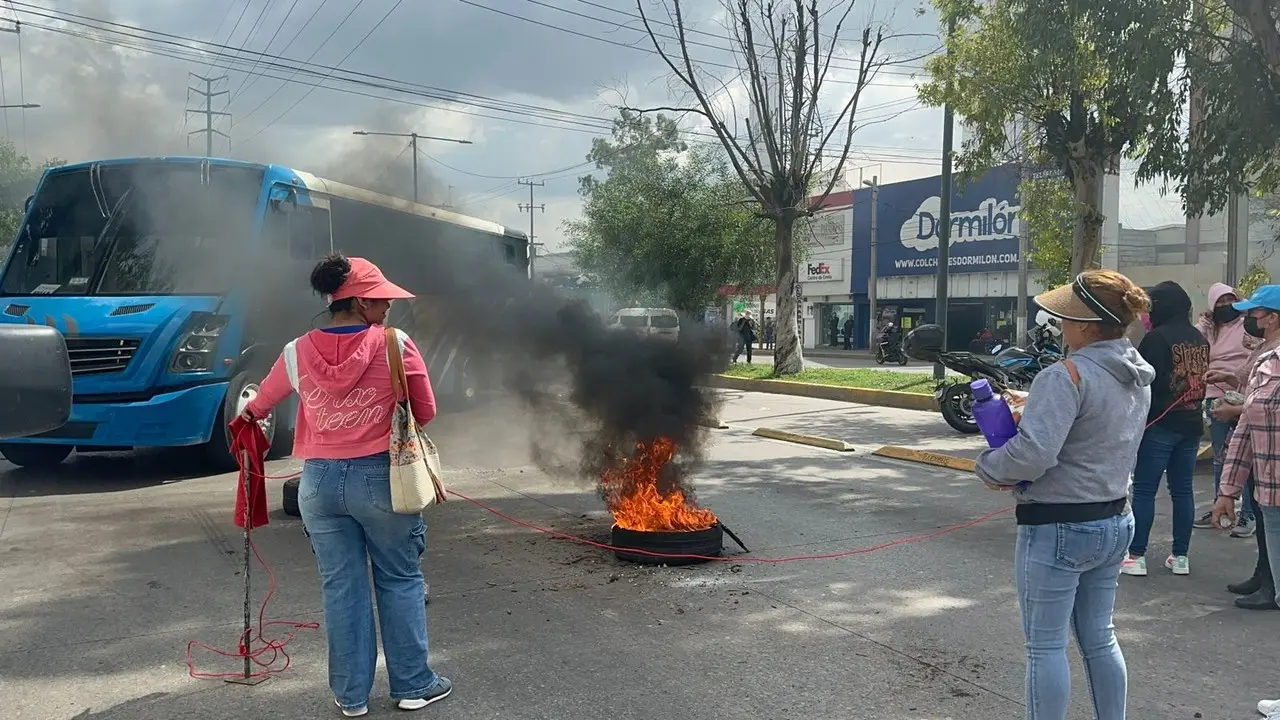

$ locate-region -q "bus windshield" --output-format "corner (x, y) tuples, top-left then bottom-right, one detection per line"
(1, 162), (264, 296)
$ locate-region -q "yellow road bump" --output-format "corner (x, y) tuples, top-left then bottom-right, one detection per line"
(751, 427), (855, 452)
(1197, 442), (1213, 461)
(872, 445), (977, 473)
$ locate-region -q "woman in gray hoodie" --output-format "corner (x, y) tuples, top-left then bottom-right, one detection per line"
(977, 270), (1155, 720)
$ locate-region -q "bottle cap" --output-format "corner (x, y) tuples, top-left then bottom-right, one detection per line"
(970, 378), (993, 400)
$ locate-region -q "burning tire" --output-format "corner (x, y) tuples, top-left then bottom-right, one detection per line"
(610, 524), (724, 566)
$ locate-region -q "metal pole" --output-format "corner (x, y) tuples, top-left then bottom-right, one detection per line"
(866, 176), (879, 349)
(224, 448), (267, 685)
(934, 17), (956, 381)
(411, 133), (419, 204)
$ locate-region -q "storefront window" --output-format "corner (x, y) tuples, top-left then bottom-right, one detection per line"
(818, 303), (855, 348)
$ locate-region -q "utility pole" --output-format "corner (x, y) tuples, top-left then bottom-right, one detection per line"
(518, 178), (545, 279)
(863, 175), (879, 349)
(351, 130), (473, 204)
(1015, 117), (1030, 343)
(934, 16), (957, 382)
(186, 74), (230, 157)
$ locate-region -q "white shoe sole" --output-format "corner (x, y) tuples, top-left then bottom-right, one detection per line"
(335, 700), (368, 717)
(399, 685), (452, 711)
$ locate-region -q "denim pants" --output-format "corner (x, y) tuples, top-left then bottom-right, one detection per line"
(1129, 425), (1200, 557)
(299, 454), (439, 710)
(1016, 514), (1134, 720)
(1209, 417), (1254, 520)
(1260, 505), (1280, 603)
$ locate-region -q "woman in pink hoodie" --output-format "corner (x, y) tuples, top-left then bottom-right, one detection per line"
(242, 254), (451, 717)
(1194, 282), (1259, 539)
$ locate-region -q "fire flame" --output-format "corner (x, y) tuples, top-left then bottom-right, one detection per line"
(601, 437), (718, 532)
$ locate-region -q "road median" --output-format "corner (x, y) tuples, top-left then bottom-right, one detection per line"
(705, 372), (939, 412)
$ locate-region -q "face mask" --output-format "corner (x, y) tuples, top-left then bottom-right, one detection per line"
(1213, 306), (1240, 324)
(1245, 314), (1266, 338)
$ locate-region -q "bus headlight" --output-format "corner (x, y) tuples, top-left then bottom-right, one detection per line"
(170, 313), (228, 373)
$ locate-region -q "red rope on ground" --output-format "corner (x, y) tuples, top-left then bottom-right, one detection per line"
(444, 489), (1014, 563)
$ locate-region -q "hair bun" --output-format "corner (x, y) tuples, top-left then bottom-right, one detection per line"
(310, 253), (351, 296)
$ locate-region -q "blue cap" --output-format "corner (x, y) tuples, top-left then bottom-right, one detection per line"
(1233, 284), (1280, 312)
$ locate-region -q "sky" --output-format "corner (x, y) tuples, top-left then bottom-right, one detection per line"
(0, 0), (1186, 252)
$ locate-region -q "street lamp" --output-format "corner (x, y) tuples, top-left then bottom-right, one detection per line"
(351, 130), (472, 203)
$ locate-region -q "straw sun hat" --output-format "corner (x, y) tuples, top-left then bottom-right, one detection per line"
(1033, 273), (1126, 325)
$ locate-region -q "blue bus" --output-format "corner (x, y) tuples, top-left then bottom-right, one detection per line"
(0, 156), (529, 470)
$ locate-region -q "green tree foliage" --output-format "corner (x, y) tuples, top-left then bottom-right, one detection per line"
(565, 111), (772, 314)
(919, 0), (1187, 276)
(0, 140), (62, 256)
(1018, 175), (1076, 288)
(1237, 260), (1271, 298)
(1146, 0), (1280, 215)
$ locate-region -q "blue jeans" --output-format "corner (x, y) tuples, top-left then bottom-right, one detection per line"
(1260, 506), (1280, 603)
(1016, 514), (1134, 720)
(1129, 425), (1199, 558)
(1209, 417), (1254, 520)
(299, 454), (439, 710)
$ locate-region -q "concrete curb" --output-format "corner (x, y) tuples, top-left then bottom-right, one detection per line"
(706, 374), (938, 412)
(872, 445), (977, 473)
(752, 427), (856, 452)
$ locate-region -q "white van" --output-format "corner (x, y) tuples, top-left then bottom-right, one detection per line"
(608, 307), (680, 339)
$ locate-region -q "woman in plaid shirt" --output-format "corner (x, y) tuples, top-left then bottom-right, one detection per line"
(1211, 286), (1280, 624)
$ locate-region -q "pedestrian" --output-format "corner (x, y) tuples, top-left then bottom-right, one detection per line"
(241, 254), (452, 717)
(764, 317), (775, 349)
(732, 311), (757, 363)
(1210, 284), (1280, 614)
(842, 315), (854, 350)
(976, 270), (1153, 720)
(1193, 282), (1258, 537)
(1123, 281), (1209, 577)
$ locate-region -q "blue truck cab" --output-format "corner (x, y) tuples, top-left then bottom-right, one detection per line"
(0, 156), (528, 470)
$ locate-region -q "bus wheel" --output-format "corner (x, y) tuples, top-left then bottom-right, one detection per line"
(206, 371), (277, 472)
(0, 443), (73, 468)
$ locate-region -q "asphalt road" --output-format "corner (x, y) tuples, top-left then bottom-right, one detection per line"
(0, 392), (1272, 719)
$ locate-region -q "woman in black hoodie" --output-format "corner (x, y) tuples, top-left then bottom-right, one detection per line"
(1122, 281), (1210, 577)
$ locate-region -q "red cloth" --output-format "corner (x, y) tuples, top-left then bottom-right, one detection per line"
(229, 416), (271, 530)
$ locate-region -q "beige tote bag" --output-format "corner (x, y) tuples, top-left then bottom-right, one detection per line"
(384, 327), (447, 514)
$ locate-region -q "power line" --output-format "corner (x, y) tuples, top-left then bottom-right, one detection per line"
(224, 0), (292, 102)
(236, 0), (370, 126)
(203, 0), (254, 76)
(454, 0), (924, 88)
(232, 0), (332, 104)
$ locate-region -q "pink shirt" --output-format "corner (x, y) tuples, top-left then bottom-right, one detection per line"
(1196, 283), (1259, 399)
(247, 326), (437, 460)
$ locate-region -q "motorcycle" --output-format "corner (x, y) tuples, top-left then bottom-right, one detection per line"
(874, 327), (909, 365)
(904, 321), (1059, 434)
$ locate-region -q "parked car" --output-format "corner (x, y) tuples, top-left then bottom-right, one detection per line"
(608, 307), (680, 340)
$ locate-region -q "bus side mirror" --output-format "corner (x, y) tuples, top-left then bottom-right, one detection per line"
(268, 186), (297, 214)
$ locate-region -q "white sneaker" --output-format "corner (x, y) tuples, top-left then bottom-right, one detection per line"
(1120, 555), (1147, 576)
(1165, 554), (1190, 575)
(1259, 698), (1280, 715)
(334, 699), (368, 717)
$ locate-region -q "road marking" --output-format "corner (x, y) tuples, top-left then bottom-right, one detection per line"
(751, 427), (855, 452)
(872, 445), (977, 472)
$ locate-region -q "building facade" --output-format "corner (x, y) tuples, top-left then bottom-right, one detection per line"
(799, 165), (1056, 351)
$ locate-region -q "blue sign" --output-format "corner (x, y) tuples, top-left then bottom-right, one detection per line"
(850, 165), (1021, 290)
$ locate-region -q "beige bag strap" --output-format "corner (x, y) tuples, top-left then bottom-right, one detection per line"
(1061, 358), (1081, 387)
(385, 326), (407, 403)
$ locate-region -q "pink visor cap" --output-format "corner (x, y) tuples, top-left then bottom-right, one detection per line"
(329, 257), (415, 302)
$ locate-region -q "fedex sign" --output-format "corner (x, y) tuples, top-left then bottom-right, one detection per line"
(802, 261), (842, 282)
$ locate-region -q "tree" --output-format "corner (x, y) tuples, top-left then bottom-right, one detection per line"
(631, 0), (886, 375)
(1144, 0), (1280, 216)
(0, 140), (62, 256)
(565, 110), (773, 314)
(919, 0), (1187, 276)
(1018, 175), (1076, 288)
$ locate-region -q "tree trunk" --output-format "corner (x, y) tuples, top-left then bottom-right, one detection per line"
(773, 216), (803, 375)
(1069, 165), (1103, 276)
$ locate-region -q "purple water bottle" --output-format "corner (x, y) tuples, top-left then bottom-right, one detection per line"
(971, 379), (1018, 449)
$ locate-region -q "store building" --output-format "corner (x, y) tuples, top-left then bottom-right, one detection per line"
(798, 189), (856, 348)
